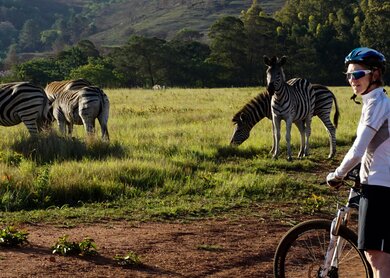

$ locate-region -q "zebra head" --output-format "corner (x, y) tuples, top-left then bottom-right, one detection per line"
(264, 55), (287, 95)
(230, 112), (251, 146)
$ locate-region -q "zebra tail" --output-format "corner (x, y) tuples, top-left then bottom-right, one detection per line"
(331, 91), (340, 129)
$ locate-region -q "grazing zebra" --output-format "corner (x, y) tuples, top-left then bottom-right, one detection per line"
(45, 80), (110, 141)
(264, 55), (316, 160)
(230, 84), (339, 158)
(0, 82), (51, 135)
(44, 78), (91, 102)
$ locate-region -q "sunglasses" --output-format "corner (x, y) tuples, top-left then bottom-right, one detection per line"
(345, 70), (372, 80)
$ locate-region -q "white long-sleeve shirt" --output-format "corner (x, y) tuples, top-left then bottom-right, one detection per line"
(335, 87), (390, 187)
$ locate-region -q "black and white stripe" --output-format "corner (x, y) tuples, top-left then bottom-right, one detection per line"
(264, 55), (316, 160)
(230, 84), (339, 158)
(0, 82), (50, 135)
(45, 80), (110, 141)
(44, 79), (91, 102)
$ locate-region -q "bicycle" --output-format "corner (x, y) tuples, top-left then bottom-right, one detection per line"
(273, 164), (373, 278)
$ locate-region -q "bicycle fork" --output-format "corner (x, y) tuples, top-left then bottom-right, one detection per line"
(319, 206), (352, 277)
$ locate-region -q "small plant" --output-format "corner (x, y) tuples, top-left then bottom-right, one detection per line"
(52, 235), (98, 256)
(197, 244), (223, 252)
(0, 226), (29, 247)
(301, 193), (327, 214)
(114, 251), (142, 266)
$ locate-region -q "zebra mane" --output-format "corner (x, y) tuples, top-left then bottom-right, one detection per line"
(232, 90), (271, 123)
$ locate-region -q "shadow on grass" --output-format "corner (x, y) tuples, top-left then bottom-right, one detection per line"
(10, 133), (127, 164)
(215, 145), (270, 160)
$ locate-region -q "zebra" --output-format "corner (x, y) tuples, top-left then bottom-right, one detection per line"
(230, 84), (339, 158)
(0, 82), (51, 135)
(45, 80), (110, 141)
(44, 78), (91, 102)
(264, 55), (316, 161)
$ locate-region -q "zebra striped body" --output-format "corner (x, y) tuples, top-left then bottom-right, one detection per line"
(45, 79), (110, 141)
(0, 82), (50, 135)
(230, 84), (339, 158)
(45, 79), (91, 102)
(265, 56), (316, 160)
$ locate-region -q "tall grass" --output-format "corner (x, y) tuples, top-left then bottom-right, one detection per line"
(0, 87), (387, 221)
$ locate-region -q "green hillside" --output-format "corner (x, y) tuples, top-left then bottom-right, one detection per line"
(88, 0), (286, 46)
(0, 0), (285, 60)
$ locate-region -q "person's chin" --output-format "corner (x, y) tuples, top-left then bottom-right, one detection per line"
(351, 86), (362, 95)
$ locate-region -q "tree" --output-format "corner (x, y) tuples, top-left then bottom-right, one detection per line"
(207, 16), (248, 86)
(40, 30), (61, 51)
(360, 1), (390, 56)
(166, 39), (211, 87)
(55, 43), (94, 78)
(241, 0), (280, 85)
(0, 21), (17, 51)
(14, 58), (62, 86)
(69, 57), (119, 88)
(3, 44), (19, 70)
(172, 28), (204, 42)
(18, 19), (42, 52)
(112, 35), (169, 87)
(274, 0), (362, 84)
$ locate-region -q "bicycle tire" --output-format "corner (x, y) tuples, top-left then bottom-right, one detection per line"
(273, 219), (372, 278)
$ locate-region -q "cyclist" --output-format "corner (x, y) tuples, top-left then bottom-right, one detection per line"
(327, 47), (390, 278)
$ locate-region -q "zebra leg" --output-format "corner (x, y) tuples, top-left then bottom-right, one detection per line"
(67, 122), (74, 136)
(19, 112), (40, 135)
(272, 115), (281, 159)
(285, 118), (293, 161)
(81, 118), (95, 136)
(78, 94), (100, 138)
(270, 121), (276, 154)
(98, 117), (109, 141)
(295, 121), (306, 158)
(98, 95), (110, 141)
(303, 117), (312, 157)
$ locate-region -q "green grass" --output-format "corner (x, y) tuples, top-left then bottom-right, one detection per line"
(0, 86), (388, 224)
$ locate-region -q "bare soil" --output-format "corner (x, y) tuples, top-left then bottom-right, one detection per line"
(0, 206), (318, 278)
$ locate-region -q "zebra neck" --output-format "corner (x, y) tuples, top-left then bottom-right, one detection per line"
(273, 82), (288, 98)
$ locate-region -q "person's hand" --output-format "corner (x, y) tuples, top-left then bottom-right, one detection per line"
(326, 172), (343, 189)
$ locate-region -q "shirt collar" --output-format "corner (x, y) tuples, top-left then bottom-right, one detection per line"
(362, 87), (384, 103)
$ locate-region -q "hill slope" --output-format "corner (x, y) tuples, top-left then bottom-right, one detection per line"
(87, 0), (286, 46)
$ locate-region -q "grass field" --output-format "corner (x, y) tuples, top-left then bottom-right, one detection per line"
(0, 86), (388, 224)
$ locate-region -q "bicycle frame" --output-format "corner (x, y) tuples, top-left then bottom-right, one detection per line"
(320, 187), (361, 277)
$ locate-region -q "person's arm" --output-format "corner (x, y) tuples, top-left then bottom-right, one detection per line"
(334, 125), (377, 178)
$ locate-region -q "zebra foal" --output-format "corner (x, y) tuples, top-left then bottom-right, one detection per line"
(230, 84), (339, 158)
(44, 78), (91, 102)
(0, 82), (50, 135)
(45, 79), (110, 141)
(264, 55), (316, 161)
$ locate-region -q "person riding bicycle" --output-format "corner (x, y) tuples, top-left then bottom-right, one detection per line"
(327, 47), (390, 277)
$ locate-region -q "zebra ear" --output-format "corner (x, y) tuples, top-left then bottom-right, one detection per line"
(264, 55), (271, 66)
(279, 56), (287, 66)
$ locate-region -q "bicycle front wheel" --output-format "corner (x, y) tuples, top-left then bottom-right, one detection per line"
(273, 219), (372, 278)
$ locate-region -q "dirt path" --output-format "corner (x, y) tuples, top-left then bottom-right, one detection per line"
(0, 207), (312, 278)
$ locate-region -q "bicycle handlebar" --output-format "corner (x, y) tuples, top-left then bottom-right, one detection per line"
(324, 163), (361, 188)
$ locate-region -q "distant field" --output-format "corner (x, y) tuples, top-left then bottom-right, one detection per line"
(0, 86), (387, 224)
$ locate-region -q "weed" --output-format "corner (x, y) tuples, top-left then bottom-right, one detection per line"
(52, 235), (98, 256)
(0, 226), (29, 247)
(114, 251), (142, 266)
(197, 244), (223, 252)
(301, 193), (327, 214)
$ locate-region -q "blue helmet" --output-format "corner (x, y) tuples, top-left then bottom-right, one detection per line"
(345, 47), (386, 72)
